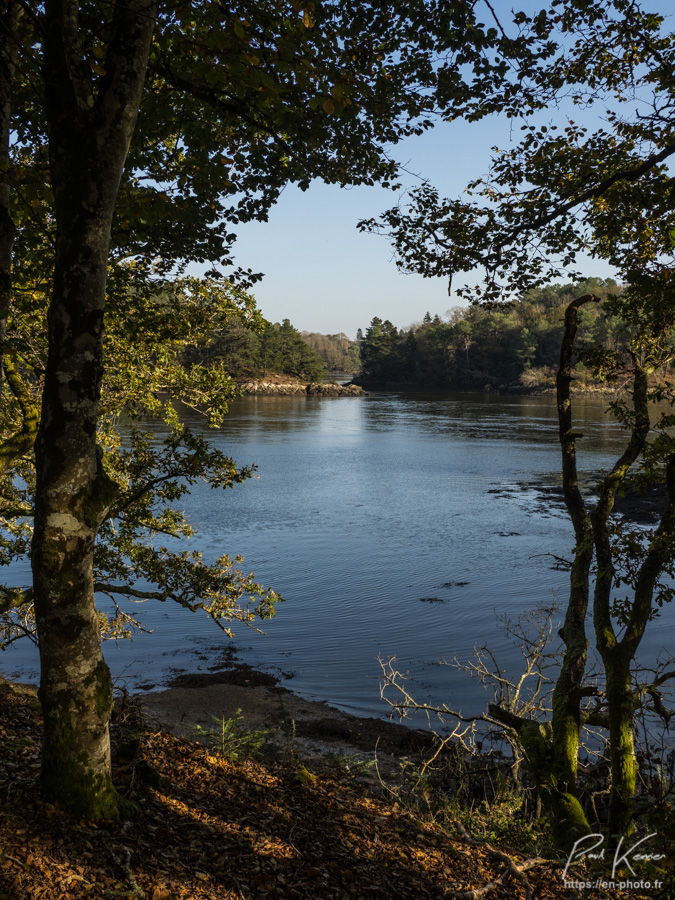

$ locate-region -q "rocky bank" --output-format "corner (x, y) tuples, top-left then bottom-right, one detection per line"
(238, 380), (364, 396)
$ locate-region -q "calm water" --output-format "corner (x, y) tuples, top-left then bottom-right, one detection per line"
(2, 391), (672, 721)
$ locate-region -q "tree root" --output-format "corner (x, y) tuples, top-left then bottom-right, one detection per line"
(448, 818), (550, 900)
(105, 846), (146, 899)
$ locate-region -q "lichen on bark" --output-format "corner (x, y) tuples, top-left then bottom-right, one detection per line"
(39, 657), (118, 820)
(30, 0), (157, 820)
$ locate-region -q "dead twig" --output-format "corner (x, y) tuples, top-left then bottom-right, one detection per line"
(449, 818), (550, 900)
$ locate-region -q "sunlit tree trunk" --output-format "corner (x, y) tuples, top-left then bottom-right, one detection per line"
(603, 650), (636, 839)
(31, 0), (156, 818)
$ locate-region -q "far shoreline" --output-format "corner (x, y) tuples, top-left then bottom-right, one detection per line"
(351, 377), (621, 396)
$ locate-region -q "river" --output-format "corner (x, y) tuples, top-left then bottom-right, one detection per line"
(2, 391), (672, 723)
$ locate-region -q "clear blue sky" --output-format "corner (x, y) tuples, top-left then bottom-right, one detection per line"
(225, 0), (675, 341)
(230, 111), (615, 340)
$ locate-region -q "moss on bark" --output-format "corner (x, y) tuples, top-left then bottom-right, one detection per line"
(603, 653), (637, 841)
(488, 708), (591, 850)
(40, 704), (119, 820)
(518, 720), (591, 849)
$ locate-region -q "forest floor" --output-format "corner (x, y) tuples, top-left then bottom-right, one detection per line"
(0, 675), (668, 900)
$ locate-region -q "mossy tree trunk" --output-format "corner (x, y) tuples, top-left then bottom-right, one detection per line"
(549, 295), (596, 838)
(590, 363), (648, 841)
(491, 298), (674, 850)
(31, 0), (156, 819)
(491, 297), (598, 849)
(594, 416), (675, 841)
(602, 650), (636, 840)
(488, 705), (591, 849)
(553, 305), (669, 844)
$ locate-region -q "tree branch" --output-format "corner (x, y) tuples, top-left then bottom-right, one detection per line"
(150, 58), (292, 155)
(94, 582), (169, 602)
(0, 585), (32, 615)
(0, 358), (39, 473)
(622, 451), (675, 655)
(529, 141), (675, 234)
(594, 360), (650, 656)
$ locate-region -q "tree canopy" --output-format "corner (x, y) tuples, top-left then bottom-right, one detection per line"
(300, 331), (361, 374)
(364, 0), (675, 305)
(0, 0), (517, 819)
(191, 316), (328, 382)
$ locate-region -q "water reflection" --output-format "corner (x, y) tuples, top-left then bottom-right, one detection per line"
(1, 391), (670, 723)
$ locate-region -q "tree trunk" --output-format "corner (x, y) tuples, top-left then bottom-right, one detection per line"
(604, 649), (636, 840)
(490, 298), (600, 850)
(488, 705), (590, 849)
(598, 451), (675, 840)
(592, 362), (651, 841)
(31, 0), (156, 818)
(32, 215), (122, 817)
(547, 295), (597, 843)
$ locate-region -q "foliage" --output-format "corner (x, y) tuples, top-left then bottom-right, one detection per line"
(382, 742), (547, 857)
(12, 1), (503, 283)
(358, 316), (403, 382)
(325, 750), (376, 778)
(301, 331), (361, 374)
(191, 711), (271, 761)
(363, 1), (675, 304)
(0, 274), (281, 648)
(460, 791), (545, 856)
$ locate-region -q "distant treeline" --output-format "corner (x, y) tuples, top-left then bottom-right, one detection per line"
(189, 317), (363, 382)
(356, 279), (667, 389)
(301, 331), (361, 373)
(193, 318), (327, 382)
(189, 278), (661, 390)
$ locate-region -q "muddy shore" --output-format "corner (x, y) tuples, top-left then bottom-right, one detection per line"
(137, 661), (438, 776)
